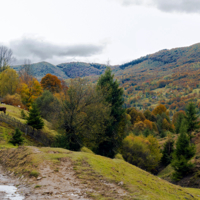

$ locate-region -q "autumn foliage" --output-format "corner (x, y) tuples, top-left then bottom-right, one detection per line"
(41, 74), (62, 93)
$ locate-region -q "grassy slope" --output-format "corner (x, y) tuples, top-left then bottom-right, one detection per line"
(2, 104), (57, 136)
(0, 122), (40, 148)
(0, 146), (200, 199)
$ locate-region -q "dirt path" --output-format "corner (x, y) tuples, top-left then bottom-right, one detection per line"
(0, 166), (26, 200)
(0, 147), (129, 199)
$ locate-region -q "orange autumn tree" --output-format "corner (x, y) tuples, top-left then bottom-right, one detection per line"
(152, 104), (167, 116)
(41, 74), (62, 93)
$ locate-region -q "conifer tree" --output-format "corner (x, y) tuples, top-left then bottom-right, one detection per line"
(175, 112), (185, 134)
(10, 128), (24, 146)
(185, 102), (200, 137)
(171, 119), (196, 180)
(27, 103), (44, 129)
(96, 68), (126, 158)
(161, 135), (174, 166)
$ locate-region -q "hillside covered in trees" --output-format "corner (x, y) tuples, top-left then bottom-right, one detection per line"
(2, 43), (200, 198)
(11, 43), (200, 114)
(12, 61), (108, 80)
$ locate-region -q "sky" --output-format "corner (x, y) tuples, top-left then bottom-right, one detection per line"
(1, 0), (200, 66)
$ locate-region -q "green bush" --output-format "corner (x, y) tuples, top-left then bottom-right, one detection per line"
(81, 147), (94, 154)
(9, 128), (24, 146)
(122, 134), (162, 173)
(30, 170), (40, 178)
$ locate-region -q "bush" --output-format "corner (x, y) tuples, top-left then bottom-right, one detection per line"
(81, 147), (94, 154)
(21, 110), (27, 119)
(9, 128), (24, 146)
(3, 94), (26, 109)
(30, 170), (40, 178)
(122, 134), (162, 173)
(115, 153), (124, 160)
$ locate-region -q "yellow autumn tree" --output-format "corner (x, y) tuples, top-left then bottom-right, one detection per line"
(0, 68), (19, 97)
(17, 78), (43, 108)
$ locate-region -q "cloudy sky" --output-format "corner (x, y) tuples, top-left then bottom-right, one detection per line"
(1, 0), (200, 65)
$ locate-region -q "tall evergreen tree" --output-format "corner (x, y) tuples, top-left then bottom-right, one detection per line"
(96, 68), (126, 158)
(27, 103), (44, 129)
(161, 136), (174, 166)
(185, 102), (200, 137)
(171, 120), (196, 180)
(175, 112), (185, 134)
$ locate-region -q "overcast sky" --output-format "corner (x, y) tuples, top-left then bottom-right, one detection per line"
(1, 0), (200, 65)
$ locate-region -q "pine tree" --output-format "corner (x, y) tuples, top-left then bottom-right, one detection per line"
(10, 128), (24, 146)
(171, 120), (196, 180)
(96, 68), (126, 158)
(175, 112), (185, 134)
(185, 102), (200, 138)
(161, 136), (174, 166)
(27, 103), (44, 129)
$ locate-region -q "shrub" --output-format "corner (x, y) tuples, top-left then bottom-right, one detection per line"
(81, 147), (94, 154)
(9, 128), (24, 146)
(30, 171), (40, 177)
(21, 110), (27, 119)
(122, 134), (162, 173)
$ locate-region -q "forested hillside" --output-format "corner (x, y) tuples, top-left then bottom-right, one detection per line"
(11, 43), (200, 114)
(12, 61), (108, 80)
(113, 43), (200, 114)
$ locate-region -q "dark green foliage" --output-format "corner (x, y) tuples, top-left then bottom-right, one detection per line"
(27, 103), (44, 129)
(21, 110), (27, 119)
(175, 112), (185, 134)
(143, 128), (151, 137)
(96, 68), (126, 158)
(171, 156), (194, 181)
(56, 78), (111, 152)
(171, 123), (196, 180)
(185, 102), (200, 137)
(35, 90), (61, 120)
(161, 137), (174, 166)
(10, 128), (24, 146)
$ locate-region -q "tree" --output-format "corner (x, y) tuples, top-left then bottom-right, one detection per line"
(41, 74), (62, 93)
(18, 59), (34, 85)
(0, 68), (19, 97)
(185, 102), (200, 137)
(152, 104), (167, 116)
(96, 68), (126, 158)
(174, 112), (185, 134)
(56, 78), (111, 151)
(171, 120), (196, 180)
(27, 103), (44, 129)
(122, 134), (162, 173)
(0, 46), (14, 72)
(10, 129), (24, 146)
(17, 78), (43, 108)
(35, 90), (61, 122)
(161, 135), (174, 166)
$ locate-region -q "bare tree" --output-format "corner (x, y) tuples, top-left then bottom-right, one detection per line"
(0, 46), (14, 72)
(19, 59), (34, 84)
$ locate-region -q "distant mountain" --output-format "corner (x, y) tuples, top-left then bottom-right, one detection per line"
(12, 62), (68, 80)
(114, 43), (200, 81)
(11, 61), (107, 80)
(112, 43), (200, 111)
(57, 62), (107, 79)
